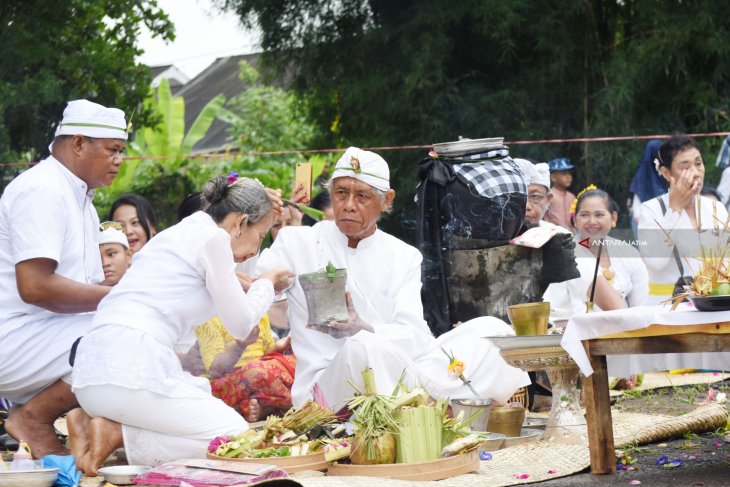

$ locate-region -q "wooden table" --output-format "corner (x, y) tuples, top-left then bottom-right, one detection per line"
(582, 322), (730, 474)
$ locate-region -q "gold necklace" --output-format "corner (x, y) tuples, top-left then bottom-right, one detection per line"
(602, 266), (615, 285)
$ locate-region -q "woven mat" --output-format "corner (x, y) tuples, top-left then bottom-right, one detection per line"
(77, 402), (728, 487)
(609, 371), (729, 397)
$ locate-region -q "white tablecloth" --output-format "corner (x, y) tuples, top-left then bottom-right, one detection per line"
(561, 303), (730, 376)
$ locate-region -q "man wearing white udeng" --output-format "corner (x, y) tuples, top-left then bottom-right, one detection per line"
(257, 147), (529, 411)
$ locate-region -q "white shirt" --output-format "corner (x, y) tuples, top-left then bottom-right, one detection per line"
(638, 193), (728, 303)
(563, 237), (648, 314)
(0, 156), (102, 335)
(257, 221), (435, 406)
(91, 211), (273, 349)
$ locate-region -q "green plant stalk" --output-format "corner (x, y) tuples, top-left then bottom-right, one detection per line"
(283, 198), (325, 221)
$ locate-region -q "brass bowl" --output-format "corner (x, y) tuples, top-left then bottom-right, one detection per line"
(486, 406), (526, 438)
(506, 301), (550, 336)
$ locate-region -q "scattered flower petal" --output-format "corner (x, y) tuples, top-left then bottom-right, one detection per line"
(547, 469), (558, 474)
(655, 456), (668, 466)
(657, 443), (667, 447)
(714, 441), (723, 447)
(616, 464), (635, 471)
(479, 451), (493, 461)
(712, 372), (721, 376)
(663, 459), (683, 469)
(688, 455), (697, 460)
(628, 481), (641, 485)
(512, 473), (530, 479)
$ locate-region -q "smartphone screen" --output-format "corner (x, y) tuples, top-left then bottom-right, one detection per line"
(295, 162), (313, 199)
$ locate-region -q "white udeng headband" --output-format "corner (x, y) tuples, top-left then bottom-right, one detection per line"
(331, 147), (390, 191)
(53, 99), (128, 140)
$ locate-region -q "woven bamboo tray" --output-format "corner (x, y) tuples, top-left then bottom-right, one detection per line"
(206, 451), (327, 473)
(326, 449), (479, 481)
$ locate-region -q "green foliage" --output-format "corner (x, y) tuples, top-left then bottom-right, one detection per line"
(216, 0), (730, 239)
(218, 61), (323, 187)
(0, 0), (174, 161)
(95, 78), (225, 226)
(95, 63), (325, 228)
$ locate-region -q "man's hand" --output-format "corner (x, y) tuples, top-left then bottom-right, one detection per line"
(306, 292), (373, 339)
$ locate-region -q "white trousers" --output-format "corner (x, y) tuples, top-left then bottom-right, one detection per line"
(0, 314), (93, 403)
(75, 384), (247, 466)
(316, 317), (531, 411)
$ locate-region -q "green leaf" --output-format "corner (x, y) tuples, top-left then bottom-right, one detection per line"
(179, 94), (225, 159)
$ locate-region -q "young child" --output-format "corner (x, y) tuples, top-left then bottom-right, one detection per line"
(98, 221), (132, 286)
(544, 157), (576, 230)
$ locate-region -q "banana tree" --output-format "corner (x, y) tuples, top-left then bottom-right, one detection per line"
(102, 78), (225, 198)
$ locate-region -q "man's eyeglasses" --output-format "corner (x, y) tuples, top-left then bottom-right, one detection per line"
(527, 193), (547, 203)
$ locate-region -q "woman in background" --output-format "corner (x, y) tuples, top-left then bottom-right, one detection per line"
(109, 194), (157, 253)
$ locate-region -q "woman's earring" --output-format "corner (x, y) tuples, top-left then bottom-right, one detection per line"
(612, 223), (616, 228)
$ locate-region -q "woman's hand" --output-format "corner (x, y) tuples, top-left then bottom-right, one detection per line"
(208, 326), (260, 378)
(265, 187), (284, 216)
(266, 335), (291, 354)
(236, 272), (255, 292)
(260, 269), (295, 293)
(668, 168), (702, 212)
(290, 183), (310, 205)
(306, 292), (373, 339)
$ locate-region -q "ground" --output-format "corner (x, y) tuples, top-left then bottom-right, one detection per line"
(537, 378), (730, 486)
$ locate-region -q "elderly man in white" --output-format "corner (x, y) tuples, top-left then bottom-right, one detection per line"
(0, 100), (126, 457)
(257, 147), (529, 411)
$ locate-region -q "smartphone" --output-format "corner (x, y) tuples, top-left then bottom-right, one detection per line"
(295, 162), (313, 199)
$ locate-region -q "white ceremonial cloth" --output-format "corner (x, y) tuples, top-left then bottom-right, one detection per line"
(72, 211), (274, 463)
(257, 221), (529, 410)
(561, 303), (730, 376)
(638, 193), (728, 305)
(0, 156), (102, 403)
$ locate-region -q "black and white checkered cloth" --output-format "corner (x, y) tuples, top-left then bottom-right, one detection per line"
(454, 148), (510, 160)
(453, 156), (527, 198)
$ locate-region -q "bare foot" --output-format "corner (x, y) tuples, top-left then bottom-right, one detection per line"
(245, 399), (274, 423)
(66, 408), (91, 471)
(5, 405), (68, 458)
(80, 417), (123, 476)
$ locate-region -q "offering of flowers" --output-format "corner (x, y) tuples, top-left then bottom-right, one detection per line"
(207, 401), (343, 459)
(671, 248), (730, 309)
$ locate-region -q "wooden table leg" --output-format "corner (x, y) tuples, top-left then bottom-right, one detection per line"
(583, 353), (616, 474)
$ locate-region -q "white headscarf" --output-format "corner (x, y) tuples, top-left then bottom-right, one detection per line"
(54, 99), (128, 140)
(331, 147), (390, 192)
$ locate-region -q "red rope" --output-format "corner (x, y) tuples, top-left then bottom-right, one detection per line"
(2, 132), (728, 167)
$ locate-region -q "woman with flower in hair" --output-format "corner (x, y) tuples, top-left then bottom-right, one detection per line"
(68, 176), (294, 475)
(544, 185), (649, 389)
(546, 186), (649, 315)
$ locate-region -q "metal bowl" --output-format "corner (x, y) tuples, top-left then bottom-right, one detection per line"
(0, 468), (58, 487)
(450, 398), (493, 431)
(98, 465), (151, 485)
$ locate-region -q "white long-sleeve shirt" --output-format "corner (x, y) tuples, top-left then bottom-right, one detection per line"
(257, 221), (434, 405)
(638, 193), (728, 304)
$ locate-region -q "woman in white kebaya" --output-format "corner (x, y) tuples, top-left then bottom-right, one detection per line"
(69, 176), (293, 474)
